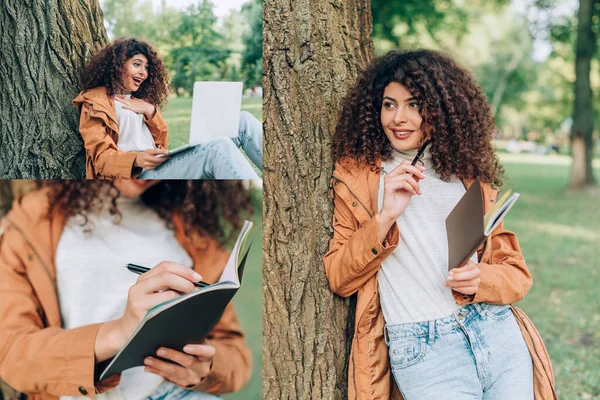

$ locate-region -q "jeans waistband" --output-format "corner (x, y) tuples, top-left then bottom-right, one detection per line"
(384, 303), (502, 344)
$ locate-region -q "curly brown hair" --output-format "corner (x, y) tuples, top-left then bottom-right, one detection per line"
(333, 49), (504, 187)
(80, 38), (170, 107)
(43, 180), (254, 244)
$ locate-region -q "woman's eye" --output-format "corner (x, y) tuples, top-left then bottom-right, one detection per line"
(409, 102), (421, 109)
(383, 102), (396, 109)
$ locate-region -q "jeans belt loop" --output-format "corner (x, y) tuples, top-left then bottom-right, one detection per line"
(428, 320), (435, 344)
(384, 325), (390, 346)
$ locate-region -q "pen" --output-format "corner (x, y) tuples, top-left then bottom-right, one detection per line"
(411, 139), (431, 166)
(126, 263), (210, 288)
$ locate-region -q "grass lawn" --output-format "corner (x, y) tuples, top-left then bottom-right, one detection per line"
(161, 96), (262, 150)
(498, 153), (600, 400)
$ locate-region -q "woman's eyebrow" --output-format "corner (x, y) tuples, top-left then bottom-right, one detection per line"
(132, 57), (147, 63)
(382, 96), (397, 103)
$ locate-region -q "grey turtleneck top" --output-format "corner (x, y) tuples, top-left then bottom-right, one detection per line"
(377, 146), (478, 324)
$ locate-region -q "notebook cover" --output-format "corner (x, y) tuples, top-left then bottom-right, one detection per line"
(445, 177), (485, 270)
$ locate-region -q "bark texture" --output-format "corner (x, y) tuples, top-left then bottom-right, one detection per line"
(262, 0), (373, 398)
(0, 0), (108, 178)
(569, 0), (597, 188)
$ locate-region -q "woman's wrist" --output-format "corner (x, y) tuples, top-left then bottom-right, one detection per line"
(375, 211), (396, 243)
(145, 105), (156, 120)
(95, 319), (127, 363)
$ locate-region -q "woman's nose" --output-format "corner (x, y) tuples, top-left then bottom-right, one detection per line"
(393, 108), (407, 124)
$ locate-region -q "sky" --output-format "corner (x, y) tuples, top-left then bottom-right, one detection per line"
(151, 0), (249, 17)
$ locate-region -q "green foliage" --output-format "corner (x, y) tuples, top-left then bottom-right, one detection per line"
(371, 0), (600, 143)
(168, 1), (231, 94)
(371, 0), (509, 51)
(240, 0), (262, 88)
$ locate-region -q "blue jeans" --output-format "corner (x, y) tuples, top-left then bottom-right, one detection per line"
(386, 303), (533, 400)
(140, 112), (262, 179)
(145, 381), (221, 400)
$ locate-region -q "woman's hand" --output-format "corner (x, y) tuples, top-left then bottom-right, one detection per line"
(375, 161), (426, 242)
(95, 262), (203, 362)
(134, 149), (170, 170)
(114, 96), (156, 120)
(444, 260), (481, 295)
(144, 344), (215, 388)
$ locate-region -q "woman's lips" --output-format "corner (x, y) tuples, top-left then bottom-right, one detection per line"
(392, 129), (414, 140)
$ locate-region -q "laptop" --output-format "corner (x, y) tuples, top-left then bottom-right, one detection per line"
(158, 81), (243, 157)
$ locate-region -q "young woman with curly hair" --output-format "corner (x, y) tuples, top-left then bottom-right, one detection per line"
(0, 180), (255, 399)
(73, 38), (262, 180)
(323, 49), (555, 399)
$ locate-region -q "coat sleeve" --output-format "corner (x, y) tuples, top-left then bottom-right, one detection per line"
(144, 110), (169, 150)
(454, 219), (533, 306)
(79, 103), (138, 179)
(322, 183), (399, 298)
(453, 184), (533, 305)
(0, 218), (120, 398)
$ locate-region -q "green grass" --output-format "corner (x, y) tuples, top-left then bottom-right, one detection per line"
(498, 153), (600, 400)
(223, 188), (262, 400)
(161, 97), (262, 150)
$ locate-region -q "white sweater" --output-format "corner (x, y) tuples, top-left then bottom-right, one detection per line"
(377, 146), (477, 325)
(55, 197), (218, 400)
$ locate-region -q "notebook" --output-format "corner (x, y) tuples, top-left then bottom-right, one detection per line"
(157, 81), (243, 157)
(445, 178), (520, 270)
(98, 220), (253, 380)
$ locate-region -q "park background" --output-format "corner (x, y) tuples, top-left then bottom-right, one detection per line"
(262, 1), (600, 399)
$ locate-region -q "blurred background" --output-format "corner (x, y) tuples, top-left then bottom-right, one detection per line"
(370, 0), (599, 398)
(99, 0), (263, 151)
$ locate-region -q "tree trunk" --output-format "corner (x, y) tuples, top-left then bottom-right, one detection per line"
(569, 0), (597, 189)
(0, 0), (108, 179)
(262, 0), (373, 398)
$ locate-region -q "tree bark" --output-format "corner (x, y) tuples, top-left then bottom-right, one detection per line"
(0, 0), (108, 178)
(262, 0), (373, 398)
(569, 0), (597, 188)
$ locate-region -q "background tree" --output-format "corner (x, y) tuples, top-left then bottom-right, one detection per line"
(169, 1), (230, 94)
(262, 0), (373, 398)
(240, 0), (262, 89)
(0, 0), (108, 178)
(569, 0), (597, 188)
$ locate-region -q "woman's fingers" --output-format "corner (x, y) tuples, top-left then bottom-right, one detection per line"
(137, 262), (202, 283)
(156, 347), (199, 369)
(182, 344), (216, 361)
(384, 175), (422, 195)
(448, 261), (480, 281)
(144, 357), (201, 387)
(387, 161), (426, 179)
(138, 271), (197, 295)
(445, 278), (480, 288)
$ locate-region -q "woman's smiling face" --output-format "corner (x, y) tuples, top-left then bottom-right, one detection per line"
(120, 54), (149, 93)
(380, 82), (427, 151)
